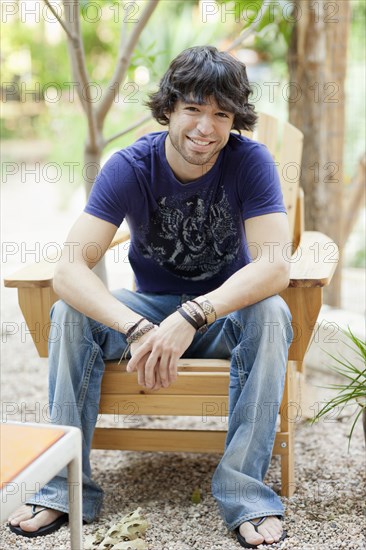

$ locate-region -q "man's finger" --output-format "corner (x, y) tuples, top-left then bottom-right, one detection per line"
(158, 350), (171, 388)
(144, 348), (161, 388)
(168, 352), (179, 385)
(127, 342), (152, 372)
(151, 364), (163, 391)
(137, 364), (146, 386)
(127, 351), (150, 379)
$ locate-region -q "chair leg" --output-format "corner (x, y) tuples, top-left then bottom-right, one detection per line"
(280, 447), (295, 497)
(279, 362), (297, 497)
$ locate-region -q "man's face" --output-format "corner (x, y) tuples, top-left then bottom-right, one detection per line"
(165, 97), (235, 178)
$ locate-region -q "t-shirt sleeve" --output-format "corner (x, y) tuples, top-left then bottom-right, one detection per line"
(238, 142), (286, 220)
(84, 151), (136, 227)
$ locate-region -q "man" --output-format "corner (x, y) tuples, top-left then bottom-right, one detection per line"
(9, 46), (292, 548)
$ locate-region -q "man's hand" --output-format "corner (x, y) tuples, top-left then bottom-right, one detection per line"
(127, 312), (196, 390)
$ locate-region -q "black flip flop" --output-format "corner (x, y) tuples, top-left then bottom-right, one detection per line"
(8, 504), (68, 538)
(235, 516), (287, 548)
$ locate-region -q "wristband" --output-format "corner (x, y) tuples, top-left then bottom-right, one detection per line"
(182, 301), (206, 327)
(125, 317), (147, 339)
(126, 322), (155, 344)
(177, 306), (199, 330)
(192, 298), (217, 325)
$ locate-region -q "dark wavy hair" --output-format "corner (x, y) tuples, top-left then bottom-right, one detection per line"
(146, 46), (257, 132)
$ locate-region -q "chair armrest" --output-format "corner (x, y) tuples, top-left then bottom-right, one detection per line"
(4, 261), (55, 289)
(109, 229), (130, 248)
(289, 231), (339, 287)
(4, 229), (337, 290)
(3, 229), (131, 289)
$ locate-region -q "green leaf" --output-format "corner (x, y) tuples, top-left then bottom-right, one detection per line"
(311, 327), (366, 448)
(191, 487), (201, 504)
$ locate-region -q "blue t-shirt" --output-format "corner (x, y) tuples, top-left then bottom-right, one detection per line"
(84, 131), (286, 294)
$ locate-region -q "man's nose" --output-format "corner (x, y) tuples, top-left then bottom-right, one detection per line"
(196, 115), (214, 135)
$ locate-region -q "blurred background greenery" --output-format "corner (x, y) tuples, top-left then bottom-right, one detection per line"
(1, 0), (365, 266)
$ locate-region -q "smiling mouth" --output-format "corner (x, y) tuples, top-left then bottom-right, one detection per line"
(188, 136), (214, 146)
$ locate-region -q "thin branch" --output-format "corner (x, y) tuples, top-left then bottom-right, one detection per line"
(104, 113), (152, 146)
(119, 3), (129, 52)
(61, 0), (98, 151)
(43, 0), (76, 41)
(97, 0), (160, 125)
(225, 2), (268, 53)
(57, 0), (85, 110)
(71, 0), (81, 41)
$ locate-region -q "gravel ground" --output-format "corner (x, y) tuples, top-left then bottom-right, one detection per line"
(1, 298), (365, 550)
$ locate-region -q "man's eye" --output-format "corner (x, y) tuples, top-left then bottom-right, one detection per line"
(217, 112), (229, 118)
(185, 106), (199, 112)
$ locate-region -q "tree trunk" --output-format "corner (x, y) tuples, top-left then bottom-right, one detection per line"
(287, 0), (351, 306)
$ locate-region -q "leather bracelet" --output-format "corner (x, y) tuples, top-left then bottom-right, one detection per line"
(192, 298), (217, 325)
(177, 306), (199, 330)
(126, 322), (155, 344)
(197, 323), (208, 334)
(125, 317), (147, 339)
(182, 301), (206, 327)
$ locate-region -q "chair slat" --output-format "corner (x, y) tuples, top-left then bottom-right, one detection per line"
(278, 121), (304, 237)
(255, 113), (279, 157)
(101, 372), (229, 395)
(105, 359), (230, 372)
(92, 428), (289, 455)
(99, 394), (229, 416)
(242, 129), (253, 139)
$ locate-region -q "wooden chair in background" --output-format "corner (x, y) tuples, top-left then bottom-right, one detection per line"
(4, 113), (338, 497)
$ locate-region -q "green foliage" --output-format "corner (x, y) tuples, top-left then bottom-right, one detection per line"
(2, 0), (293, 93)
(220, 0), (293, 60)
(131, 1), (228, 80)
(349, 0), (366, 61)
(2, 1), (153, 91)
(3, 0), (365, 200)
(311, 327), (366, 449)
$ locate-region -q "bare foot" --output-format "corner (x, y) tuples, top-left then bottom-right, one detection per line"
(8, 504), (65, 533)
(239, 516), (283, 546)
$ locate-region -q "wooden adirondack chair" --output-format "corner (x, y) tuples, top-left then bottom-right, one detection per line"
(4, 113), (338, 497)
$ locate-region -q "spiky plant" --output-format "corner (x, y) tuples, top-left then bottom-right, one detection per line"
(311, 327), (366, 449)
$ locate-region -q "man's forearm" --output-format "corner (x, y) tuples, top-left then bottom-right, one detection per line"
(53, 263), (143, 333)
(204, 259), (290, 319)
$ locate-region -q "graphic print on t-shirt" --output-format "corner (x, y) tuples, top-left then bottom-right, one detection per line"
(137, 185), (239, 281)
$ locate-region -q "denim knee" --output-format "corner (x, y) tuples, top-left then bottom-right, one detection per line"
(48, 299), (93, 352)
(223, 296), (293, 356)
(50, 299), (82, 322)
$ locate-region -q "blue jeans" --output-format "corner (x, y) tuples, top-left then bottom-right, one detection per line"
(27, 289), (292, 531)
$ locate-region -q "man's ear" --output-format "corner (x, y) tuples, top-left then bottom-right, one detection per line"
(164, 111), (170, 122)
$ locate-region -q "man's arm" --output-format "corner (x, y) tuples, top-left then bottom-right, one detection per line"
(127, 212), (290, 388)
(203, 212), (290, 316)
(53, 212), (144, 332)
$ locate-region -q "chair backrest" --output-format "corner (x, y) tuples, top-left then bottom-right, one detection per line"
(243, 113), (304, 241)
